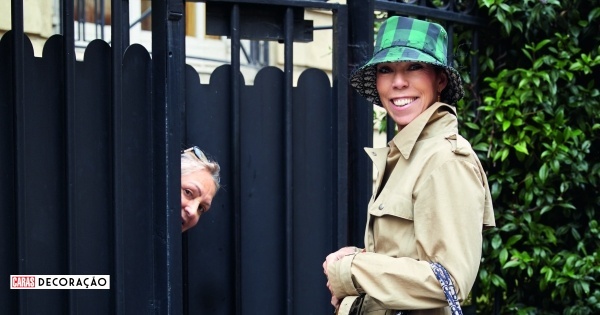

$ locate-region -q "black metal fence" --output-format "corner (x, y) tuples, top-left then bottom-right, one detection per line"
(1, 0), (486, 314)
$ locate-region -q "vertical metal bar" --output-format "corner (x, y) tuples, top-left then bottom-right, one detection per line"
(100, 0), (105, 40)
(121, 0), (129, 50)
(62, 0), (76, 313)
(230, 5), (242, 315)
(152, 0), (184, 313)
(250, 41), (256, 65)
(494, 290), (501, 315)
(283, 7), (294, 315)
(471, 28), (480, 113)
(331, 4), (350, 254)
(386, 117), (396, 141)
(262, 41), (269, 66)
(347, 0), (374, 248)
(447, 24), (455, 67)
(181, 8), (190, 315)
(11, 0), (25, 311)
(182, 233), (189, 315)
(95, 0), (99, 38)
(79, 0), (85, 41)
(75, 0), (79, 40)
(111, 0), (124, 313)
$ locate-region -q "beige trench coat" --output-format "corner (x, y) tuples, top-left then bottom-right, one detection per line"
(328, 103), (496, 315)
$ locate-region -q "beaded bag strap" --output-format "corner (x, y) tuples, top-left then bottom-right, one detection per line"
(429, 262), (464, 315)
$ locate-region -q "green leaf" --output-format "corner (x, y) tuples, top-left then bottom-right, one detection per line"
(491, 274), (507, 290)
(501, 148), (509, 161)
(539, 163), (549, 182)
(491, 234), (503, 249)
(588, 7), (600, 21)
(464, 122), (480, 130)
(503, 260), (521, 269)
(514, 142), (529, 154)
(505, 235), (523, 247)
(495, 85), (505, 99)
(500, 248), (509, 265)
(534, 39), (552, 51)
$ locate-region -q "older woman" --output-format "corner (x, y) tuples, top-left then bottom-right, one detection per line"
(323, 16), (496, 315)
(181, 146), (221, 232)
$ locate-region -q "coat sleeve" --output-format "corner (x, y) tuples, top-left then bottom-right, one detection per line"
(327, 158), (487, 311)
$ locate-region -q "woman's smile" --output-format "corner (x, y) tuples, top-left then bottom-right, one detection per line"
(391, 97), (418, 107)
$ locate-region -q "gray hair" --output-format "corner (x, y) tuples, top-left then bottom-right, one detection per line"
(181, 150), (221, 191)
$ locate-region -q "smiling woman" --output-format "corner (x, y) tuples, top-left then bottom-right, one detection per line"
(180, 146), (221, 232)
(323, 15), (496, 315)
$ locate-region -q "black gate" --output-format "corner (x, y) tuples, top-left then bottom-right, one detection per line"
(1, 0), (486, 314)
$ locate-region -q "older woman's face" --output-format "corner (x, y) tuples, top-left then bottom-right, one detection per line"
(181, 168), (217, 232)
(376, 62), (447, 128)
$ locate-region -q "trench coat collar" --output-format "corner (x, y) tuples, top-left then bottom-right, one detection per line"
(363, 102), (457, 185)
(391, 102), (457, 160)
(363, 147), (390, 191)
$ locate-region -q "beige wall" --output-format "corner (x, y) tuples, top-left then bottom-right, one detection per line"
(272, 9), (336, 83)
(0, 0), (56, 57)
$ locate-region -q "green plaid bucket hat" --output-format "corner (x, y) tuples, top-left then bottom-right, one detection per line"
(350, 16), (464, 106)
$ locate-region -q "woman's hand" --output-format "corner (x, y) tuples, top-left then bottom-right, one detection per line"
(323, 246), (360, 307)
(326, 280), (340, 307)
(322, 246), (358, 276)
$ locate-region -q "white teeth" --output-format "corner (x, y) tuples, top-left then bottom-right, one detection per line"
(392, 98), (416, 106)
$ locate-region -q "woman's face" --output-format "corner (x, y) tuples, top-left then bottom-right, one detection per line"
(376, 62), (447, 128)
(181, 168), (217, 232)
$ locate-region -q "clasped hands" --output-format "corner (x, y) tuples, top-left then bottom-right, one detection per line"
(322, 246), (361, 307)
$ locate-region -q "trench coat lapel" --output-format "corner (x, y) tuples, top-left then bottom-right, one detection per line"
(364, 147), (390, 196)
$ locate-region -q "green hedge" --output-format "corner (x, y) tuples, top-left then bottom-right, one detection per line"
(454, 1), (600, 313)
